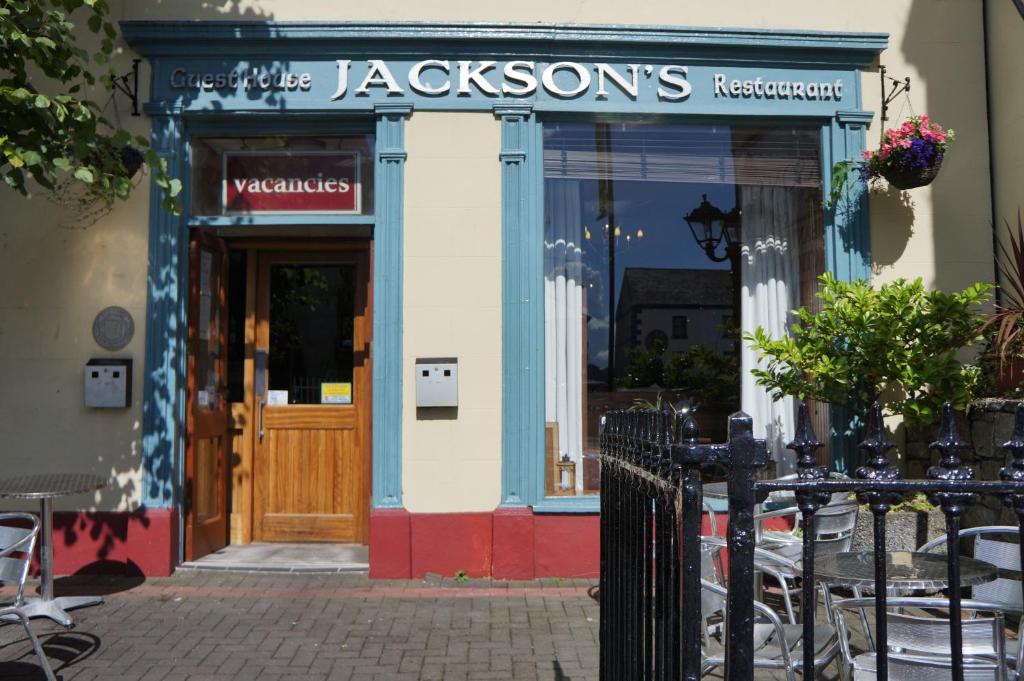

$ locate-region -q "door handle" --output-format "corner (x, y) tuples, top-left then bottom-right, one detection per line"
(258, 399), (266, 442)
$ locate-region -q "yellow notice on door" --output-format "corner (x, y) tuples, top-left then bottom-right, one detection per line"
(321, 382), (352, 405)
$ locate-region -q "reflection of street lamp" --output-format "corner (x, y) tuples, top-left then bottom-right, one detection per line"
(684, 194), (743, 353)
(684, 194), (741, 262)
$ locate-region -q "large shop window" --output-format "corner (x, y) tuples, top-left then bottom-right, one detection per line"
(542, 122), (824, 496)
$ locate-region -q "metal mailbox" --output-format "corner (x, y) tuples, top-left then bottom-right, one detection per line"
(415, 357), (458, 408)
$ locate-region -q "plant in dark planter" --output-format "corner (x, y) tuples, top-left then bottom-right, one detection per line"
(829, 115), (954, 205)
(979, 212), (1024, 396)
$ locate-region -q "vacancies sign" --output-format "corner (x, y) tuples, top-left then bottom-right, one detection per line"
(222, 152), (360, 214)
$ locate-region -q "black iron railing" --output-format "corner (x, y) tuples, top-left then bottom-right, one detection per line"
(599, 402), (1024, 681)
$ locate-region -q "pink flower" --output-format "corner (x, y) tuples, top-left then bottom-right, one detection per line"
(861, 150), (872, 160)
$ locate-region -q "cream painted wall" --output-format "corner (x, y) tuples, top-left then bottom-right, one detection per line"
(0, 174), (150, 513)
(989, 0), (1024, 245)
(401, 113), (503, 512)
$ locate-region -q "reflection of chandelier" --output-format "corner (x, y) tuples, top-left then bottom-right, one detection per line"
(683, 194), (741, 263)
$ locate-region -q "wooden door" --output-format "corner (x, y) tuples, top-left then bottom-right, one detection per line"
(253, 249), (371, 543)
(185, 231), (230, 561)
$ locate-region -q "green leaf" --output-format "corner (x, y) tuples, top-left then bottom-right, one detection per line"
(167, 178), (182, 198)
(34, 94), (49, 108)
(87, 14), (102, 32)
(73, 167), (95, 183)
(20, 151), (42, 166)
(52, 157), (72, 171)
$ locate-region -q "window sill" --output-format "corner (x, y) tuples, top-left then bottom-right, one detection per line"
(533, 496), (600, 514)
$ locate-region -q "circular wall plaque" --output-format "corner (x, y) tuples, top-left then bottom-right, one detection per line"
(93, 306), (135, 351)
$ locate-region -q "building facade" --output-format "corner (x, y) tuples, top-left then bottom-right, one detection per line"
(0, 0), (1020, 579)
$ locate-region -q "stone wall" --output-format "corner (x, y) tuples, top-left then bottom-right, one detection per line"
(904, 398), (1022, 529)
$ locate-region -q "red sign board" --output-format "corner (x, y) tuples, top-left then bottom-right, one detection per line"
(222, 151), (361, 214)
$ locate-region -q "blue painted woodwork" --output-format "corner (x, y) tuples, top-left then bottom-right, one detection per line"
(121, 21), (889, 516)
(372, 103), (411, 508)
(497, 104), (542, 507)
(140, 109), (187, 509)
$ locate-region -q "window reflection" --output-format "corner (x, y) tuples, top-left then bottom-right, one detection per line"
(543, 122), (824, 496)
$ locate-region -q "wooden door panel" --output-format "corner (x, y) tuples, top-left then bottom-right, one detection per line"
(185, 231), (230, 561)
(252, 248), (371, 544)
(258, 423), (362, 542)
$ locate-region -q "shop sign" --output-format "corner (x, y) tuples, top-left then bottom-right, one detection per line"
(222, 151), (360, 214)
(170, 61), (848, 106)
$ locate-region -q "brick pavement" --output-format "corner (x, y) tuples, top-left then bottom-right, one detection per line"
(0, 571), (599, 681)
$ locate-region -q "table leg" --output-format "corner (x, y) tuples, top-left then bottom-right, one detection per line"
(14, 496), (104, 626)
(39, 497), (53, 601)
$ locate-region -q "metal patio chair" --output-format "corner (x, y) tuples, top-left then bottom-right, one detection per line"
(0, 512), (58, 681)
(699, 577), (841, 681)
(831, 597), (1011, 681)
(732, 497), (862, 625)
(919, 525), (1023, 678)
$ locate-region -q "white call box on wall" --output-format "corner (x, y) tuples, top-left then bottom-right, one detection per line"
(415, 357), (458, 408)
(84, 358), (132, 408)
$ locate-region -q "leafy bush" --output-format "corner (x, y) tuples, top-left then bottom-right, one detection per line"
(746, 273), (990, 425)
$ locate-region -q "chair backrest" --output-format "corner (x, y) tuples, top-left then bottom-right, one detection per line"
(0, 513), (39, 602)
(918, 526), (1022, 614)
(887, 609), (1003, 658)
(973, 534), (1023, 612)
(813, 499), (859, 554)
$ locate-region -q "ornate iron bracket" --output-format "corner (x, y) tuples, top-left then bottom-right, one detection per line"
(112, 58), (141, 117)
(879, 64), (911, 133)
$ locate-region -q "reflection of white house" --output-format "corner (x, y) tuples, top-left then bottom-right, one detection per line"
(614, 268), (734, 369)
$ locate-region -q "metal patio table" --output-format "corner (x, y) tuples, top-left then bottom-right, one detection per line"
(0, 473), (107, 626)
(814, 550), (998, 591)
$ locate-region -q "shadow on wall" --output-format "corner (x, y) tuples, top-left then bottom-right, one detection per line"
(869, 185), (915, 274)
(899, 0), (994, 293)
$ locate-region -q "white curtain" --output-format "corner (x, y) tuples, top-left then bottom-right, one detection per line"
(740, 186), (800, 474)
(544, 180), (584, 491)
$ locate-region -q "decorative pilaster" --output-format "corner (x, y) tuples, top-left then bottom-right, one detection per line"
(140, 107), (187, 508)
(372, 103), (412, 509)
(496, 104), (542, 507)
(829, 109), (874, 472)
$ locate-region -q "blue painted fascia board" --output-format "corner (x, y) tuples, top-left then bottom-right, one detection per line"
(121, 21), (887, 66)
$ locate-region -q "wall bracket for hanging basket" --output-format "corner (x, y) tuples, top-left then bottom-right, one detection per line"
(879, 64), (911, 136)
(112, 58), (141, 117)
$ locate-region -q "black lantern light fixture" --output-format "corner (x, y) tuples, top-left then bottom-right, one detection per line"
(684, 193), (741, 263)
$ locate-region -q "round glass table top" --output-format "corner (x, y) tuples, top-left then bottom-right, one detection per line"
(0, 473), (107, 500)
(814, 551), (998, 590)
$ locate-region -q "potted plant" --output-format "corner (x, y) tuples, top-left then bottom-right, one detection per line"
(829, 115), (954, 205)
(746, 273), (991, 428)
(979, 212), (1024, 394)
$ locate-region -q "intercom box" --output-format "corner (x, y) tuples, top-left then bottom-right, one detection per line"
(84, 358), (132, 408)
(415, 357), (458, 407)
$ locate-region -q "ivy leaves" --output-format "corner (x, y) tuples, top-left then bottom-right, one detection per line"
(746, 273), (992, 426)
(0, 0), (181, 214)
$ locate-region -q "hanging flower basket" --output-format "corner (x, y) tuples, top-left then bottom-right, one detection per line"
(859, 115), (954, 190)
(881, 154), (944, 190)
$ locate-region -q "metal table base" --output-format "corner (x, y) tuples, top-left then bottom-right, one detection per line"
(0, 473), (107, 626)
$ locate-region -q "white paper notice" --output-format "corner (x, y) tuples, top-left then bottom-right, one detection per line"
(267, 390), (289, 406)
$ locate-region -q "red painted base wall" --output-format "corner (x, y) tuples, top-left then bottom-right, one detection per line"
(370, 508), (601, 579)
(50, 509), (176, 577)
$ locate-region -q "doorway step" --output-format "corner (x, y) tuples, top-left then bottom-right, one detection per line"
(181, 543), (368, 573)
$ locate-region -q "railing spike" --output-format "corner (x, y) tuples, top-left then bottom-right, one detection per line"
(679, 411), (700, 443)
